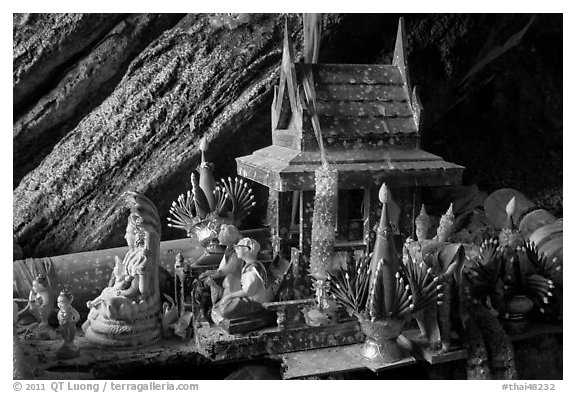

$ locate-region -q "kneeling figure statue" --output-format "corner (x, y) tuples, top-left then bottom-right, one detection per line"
(210, 237), (273, 325)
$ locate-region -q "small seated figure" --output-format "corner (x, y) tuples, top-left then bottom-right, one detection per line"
(86, 256), (131, 310)
(199, 224), (243, 307)
(56, 289), (80, 359)
(82, 192), (162, 348)
(211, 237), (273, 326)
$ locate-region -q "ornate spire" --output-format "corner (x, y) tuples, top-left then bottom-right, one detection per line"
(369, 183), (399, 318)
(198, 136), (217, 211)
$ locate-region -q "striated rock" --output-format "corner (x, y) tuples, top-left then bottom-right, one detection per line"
(13, 14), (562, 258)
(13, 14), (313, 257)
(13, 14), (185, 187)
(13, 14), (125, 112)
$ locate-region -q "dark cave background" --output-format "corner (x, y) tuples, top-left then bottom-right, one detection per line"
(13, 13), (562, 258)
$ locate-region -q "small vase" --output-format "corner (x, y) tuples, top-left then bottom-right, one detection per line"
(502, 295), (534, 334)
(358, 316), (406, 363)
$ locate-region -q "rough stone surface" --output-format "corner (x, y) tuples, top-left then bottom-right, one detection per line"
(13, 14), (312, 257)
(13, 14), (561, 258)
(13, 14), (125, 111)
(13, 14), (184, 186)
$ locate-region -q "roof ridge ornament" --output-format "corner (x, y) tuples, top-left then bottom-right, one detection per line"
(393, 17), (412, 107)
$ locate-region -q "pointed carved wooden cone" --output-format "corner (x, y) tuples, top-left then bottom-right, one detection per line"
(369, 183), (399, 318)
(505, 196), (516, 230)
(198, 136), (217, 211)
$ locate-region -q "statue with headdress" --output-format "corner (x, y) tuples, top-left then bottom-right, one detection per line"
(407, 203), (467, 353)
(82, 191), (162, 348)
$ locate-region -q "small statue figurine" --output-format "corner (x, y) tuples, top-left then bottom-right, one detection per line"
(86, 256), (130, 309)
(405, 204), (433, 266)
(199, 224), (243, 307)
(211, 237), (273, 324)
(27, 275), (52, 328)
(24, 274), (58, 339)
(409, 203), (465, 353)
(83, 191), (162, 348)
(56, 289), (80, 359)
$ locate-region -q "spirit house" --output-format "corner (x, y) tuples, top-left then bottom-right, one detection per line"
(237, 19), (464, 258)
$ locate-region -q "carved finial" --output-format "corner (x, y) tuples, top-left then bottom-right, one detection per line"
(393, 17), (412, 104)
(376, 183), (392, 240)
(199, 136), (208, 153)
(506, 196), (516, 216)
(379, 182), (389, 204)
(282, 18), (292, 66)
(505, 196), (516, 230)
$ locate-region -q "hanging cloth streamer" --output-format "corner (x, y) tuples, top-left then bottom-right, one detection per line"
(13, 257), (54, 299)
(303, 13), (321, 64)
(302, 68), (327, 166)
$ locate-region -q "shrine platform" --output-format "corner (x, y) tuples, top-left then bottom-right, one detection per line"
(15, 321), (562, 380)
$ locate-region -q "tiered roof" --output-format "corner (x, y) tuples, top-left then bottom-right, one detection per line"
(237, 18), (463, 191)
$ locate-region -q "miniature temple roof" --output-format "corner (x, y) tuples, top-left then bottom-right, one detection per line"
(236, 18), (464, 191)
(237, 144), (463, 191)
